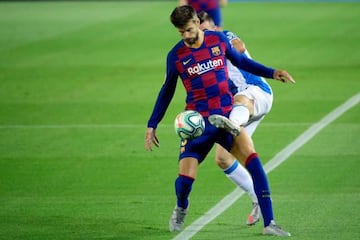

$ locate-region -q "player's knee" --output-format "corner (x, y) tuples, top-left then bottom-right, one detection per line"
(215, 154), (232, 169)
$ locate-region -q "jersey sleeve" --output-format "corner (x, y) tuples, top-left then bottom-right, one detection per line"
(224, 30), (240, 44)
(147, 52), (179, 129)
(220, 32), (275, 79)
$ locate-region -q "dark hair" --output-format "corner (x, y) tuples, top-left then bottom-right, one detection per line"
(170, 5), (197, 28)
(197, 11), (213, 24)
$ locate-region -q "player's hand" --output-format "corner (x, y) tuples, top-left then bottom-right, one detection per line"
(273, 70), (296, 84)
(145, 127), (160, 151)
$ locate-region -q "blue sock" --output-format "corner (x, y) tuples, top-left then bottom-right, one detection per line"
(175, 174), (194, 209)
(245, 153), (274, 227)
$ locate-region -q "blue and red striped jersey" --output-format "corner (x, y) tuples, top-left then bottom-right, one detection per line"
(147, 31), (274, 129)
(187, 0), (218, 10)
(172, 32), (232, 117)
(187, 0), (222, 27)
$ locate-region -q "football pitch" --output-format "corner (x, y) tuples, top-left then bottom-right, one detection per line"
(0, 1), (359, 240)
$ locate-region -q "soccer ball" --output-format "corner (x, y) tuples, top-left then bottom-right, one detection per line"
(174, 110), (205, 140)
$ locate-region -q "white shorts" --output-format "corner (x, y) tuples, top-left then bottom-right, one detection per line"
(234, 85), (273, 136)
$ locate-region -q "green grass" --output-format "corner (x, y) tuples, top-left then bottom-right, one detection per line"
(0, 1), (359, 240)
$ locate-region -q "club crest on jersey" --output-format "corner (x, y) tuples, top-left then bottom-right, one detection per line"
(211, 46), (221, 56)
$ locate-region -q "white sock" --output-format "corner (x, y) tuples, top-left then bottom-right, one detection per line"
(229, 104), (250, 126)
(224, 160), (258, 203)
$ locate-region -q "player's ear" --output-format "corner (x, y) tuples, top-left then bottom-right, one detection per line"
(194, 17), (200, 26)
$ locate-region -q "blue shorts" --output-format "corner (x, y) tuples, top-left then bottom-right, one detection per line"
(178, 117), (234, 163)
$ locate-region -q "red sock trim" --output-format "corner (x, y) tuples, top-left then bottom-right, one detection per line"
(245, 152), (259, 166)
(179, 174), (195, 181)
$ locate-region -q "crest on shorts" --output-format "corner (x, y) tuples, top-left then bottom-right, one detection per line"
(180, 139), (187, 153)
(211, 46), (221, 56)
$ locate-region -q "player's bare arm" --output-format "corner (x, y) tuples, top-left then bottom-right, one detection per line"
(231, 38), (246, 54)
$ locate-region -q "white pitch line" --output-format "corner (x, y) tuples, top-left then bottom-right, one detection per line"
(172, 92), (360, 240)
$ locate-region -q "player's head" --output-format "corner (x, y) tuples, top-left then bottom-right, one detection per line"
(170, 5), (201, 46)
(171, 5), (198, 28)
(198, 11), (217, 31)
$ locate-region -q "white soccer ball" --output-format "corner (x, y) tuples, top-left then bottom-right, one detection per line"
(174, 110), (205, 140)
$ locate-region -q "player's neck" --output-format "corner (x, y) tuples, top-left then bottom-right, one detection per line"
(186, 31), (204, 49)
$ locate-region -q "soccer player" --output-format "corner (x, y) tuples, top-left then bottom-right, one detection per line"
(198, 11), (295, 226)
(145, 5), (294, 236)
(197, 11), (268, 226)
(179, 0), (228, 29)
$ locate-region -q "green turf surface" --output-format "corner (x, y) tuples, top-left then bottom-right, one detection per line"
(0, 1), (359, 240)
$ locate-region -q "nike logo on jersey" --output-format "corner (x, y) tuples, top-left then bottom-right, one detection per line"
(182, 58), (192, 65)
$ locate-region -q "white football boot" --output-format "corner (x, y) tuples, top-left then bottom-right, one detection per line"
(169, 205), (188, 232)
(208, 114), (241, 136)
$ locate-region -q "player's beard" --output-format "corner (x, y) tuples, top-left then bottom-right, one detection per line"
(184, 30), (199, 46)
